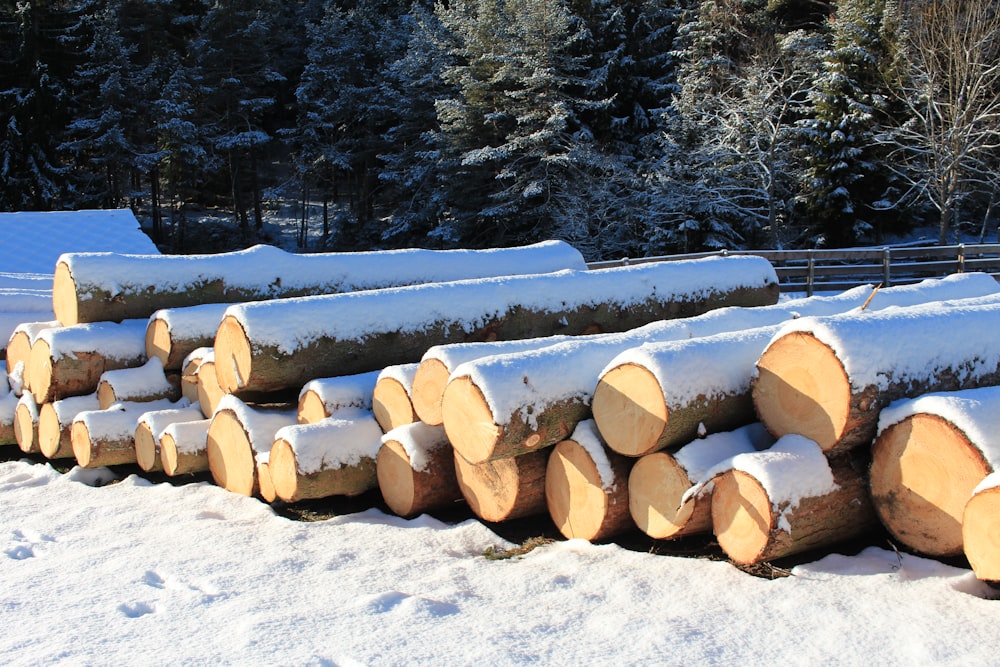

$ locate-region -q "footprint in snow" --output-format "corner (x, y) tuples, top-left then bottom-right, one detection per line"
(119, 601), (156, 618)
(5, 544), (34, 560)
(6, 529), (56, 559)
(364, 591), (459, 617)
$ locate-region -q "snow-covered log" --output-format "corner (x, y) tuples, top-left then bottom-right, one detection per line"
(160, 418), (211, 476)
(870, 387), (1000, 557)
(544, 420), (634, 541)
(71, 398), (178, 468)
(133, 401), (202, 473)
(213, 256), (780, 396)
(97, 358), (180, 410)
(628, 424), (773, 540)
(376, 422), (460, 518)
(963, 472), (1000, 582)
(753, 298), (1000, 455)
(38, 394), (100, 459)
(54, 240), (588, 325)
(205, 396), (297, 496)
(6, 320), (58, 394)
(297, 371), (380, 424)
(180, 347), (212, 404)
(454, 449), (550, 522)
(13, 392), (39, 454)
(268, 408), (382, 502)
(372, 363), (420, 432)
(710, 436), (878, 565)
(146, 303), (229, 371)
(28, 320), (148, 404)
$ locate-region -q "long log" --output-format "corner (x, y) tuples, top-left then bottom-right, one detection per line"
(870, 387), (1000, 557)
(627, 424), (774, 540)
(297, 371), (380, 424)
(544, 420), (635, 541)
(377, 422), (461, 517)
(963, 472), (1000, 582)
(372, 363), (420, 433)
(205, 396), (297, 496)
(13, 392), (39, 453)
(710, 435), (879, 565)
(28, 320), (148, 404)
(97, 358), (181, 410)
(38, 393), (101, 459)
(180, 347), (212, 404)
(268, 408), (382, 502)
(54, 240), (587, 325)
(146, 303), (229, 371)
(752, 299), (1000, 455)
(6, 320), (58, 394)
(160, 418), (211, 476)
(134, 401), (202, 472)
(214, 256), (780, 396)
(454, 448), (550, 523)
(71, 398), (178, 468)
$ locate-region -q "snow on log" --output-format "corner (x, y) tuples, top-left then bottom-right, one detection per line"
(0, 388), (16, 447)
(146, 303), (229, 371)
(376, 422), (460, 517)
(214, 256), (780, 396)
(372, 363), (420, 432)
(544, 420), (635, 541)
(71, 398), (178, 468)
(269, 408), (382, 503)
(627, 424), (774, 540)
(54, 240), (587, 325)
(38, 394), (100, 459)
(28, 320), (148, 404)
(6, 320), (59, 394)
(710, 435), (878, 565)
(160, 418), (211, 476)
(13, 392), (39, 454)
(205, 396), (297, 496)
(297, 371), (380, 424)
(454, 449), (550, 522)
(411, 336), (576, 427)
(97, 358), (181, 409)
(963, 473), (1000, 582)
(870, 387), (1000, 557)
(134, 401), (202, 473)
(181, 347), (211, 404)
(753, 298), (1000, 456)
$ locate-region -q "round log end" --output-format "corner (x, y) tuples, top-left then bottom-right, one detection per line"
(442, 375), (502, 465)
(37, 403), (62, 458)
(96, 380), (117, 411)
(628, 452), (702, 540)
(545, 439), (612, 541)
(28, 339), (54, 405)
(410, 358), (451, 426)
(963, 484), (1000, 582)
(372, 378), (417, 433)
(871, 413), (990, 557)
(196, 361), (224, 418)
(753, 331), (850, 451)
(711, 469), (773, 566)
(146, 317), (172, 369)
(214, 315), (252, 394)
(52, 261), (79, 327)
(297, 388), (329, 425)
(160, 432), (180, 476)
(257, 460), (277, 503)
(592, 363), (668, 457)
(6, 331), (32, 390)
(376, 439), (418, 517)
(14, 402), (37, 454)
(454, 449), (547, 522)
(134, 422), (160, 472)
(71, 421), (93, 468)
(206, 409), (256, 496)
(268, 438), (300, 502)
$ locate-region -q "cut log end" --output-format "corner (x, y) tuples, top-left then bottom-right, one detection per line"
(545, 438), (632, 541)
(70, 421), (93, 468)
(268, 438), (300, 502)
(214, 315), (253, 395)
(753, 331), (850, 451)
(257, 460), (277, 503)
(27, 339), (54, 405)
(410, 358), (451, 426)
(297, 389), (328, 424)
(372, 377), (417, 433)
(96, 380), (116, 411)
(52, 261), (79, 327)
(146, 317), (172, 369)
(871, 413), (990, 557)
(196, 360), (225, 419)
(14, 402), (38, 454)
(37, 403), (65, 459)
(206, 409), (256, 496)
(134, 422), (161, 472)
(442, 375), (502, 464)
(628, 452), (707, 540)
(376, 440), (418, 517)
(592, 363), (667, 457)
(963, 484), (1000, 582)
(6, 331), (32, 391)
(453, 449), (548, 522)
(711, 469), (773, 566)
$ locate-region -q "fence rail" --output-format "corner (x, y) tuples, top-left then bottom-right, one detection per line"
(587, 243), (1000, 295)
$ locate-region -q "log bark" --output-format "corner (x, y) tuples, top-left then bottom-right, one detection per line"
(146, 303), (229, 371)
(627, 423), (773, 540)
(454, 448), (550, 523)
(54, 240), (587, 325)
(710, 436), (878, 565)
(13, 392), (39, 454)
(134, 402), (203, 473)
(6, 320), (58, 394)
(752, 302), (1000, 455)
(28, 320), (149, 404)
(180, 347), (212, 404)
(71, 398), (178, 468)
(213, 256), (779, 396)
(205, 396), (297, 496)
(372, 363), (420, 433)
(544, 420), (634, 541)
(269, 409), (382, 502)
(97, 358), (181, 410)
(377, 422), (461, 517)
(963, 474), (1000, 582)
(160, 418), (211, 476)
(38, 393), (101, 459)
(297, 371), (379, 424)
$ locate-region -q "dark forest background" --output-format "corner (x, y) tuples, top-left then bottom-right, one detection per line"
(2, 0), (998, 259)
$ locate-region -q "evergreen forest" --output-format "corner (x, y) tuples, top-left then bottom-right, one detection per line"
(2, 0), (999, 259)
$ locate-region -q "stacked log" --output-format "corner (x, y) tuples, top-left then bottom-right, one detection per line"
(194, 352), (225, 418)
(180, 347), (212, 404)
(54, 240), (587, 325)
(205, 396), (297, 496)
(453, 448), (551, 522)
(297, 371), (380, 424)
(6, 320), (58, 394)
(38, 394), (101, 459)
(372, 363), (420, 432)
(377, 422), (461, 517)
(97, 358), (181, 409)
(160, 418), (212, 476)
(963, 473), (1000, 582)
(71, 398), (178, 468)
(146, 303), (229, 371)
(13, 392), (39, 453)
(213, 255), (780, 396)
(134, 401), (202, 473)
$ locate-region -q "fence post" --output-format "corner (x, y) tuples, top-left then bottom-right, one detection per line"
(958, 243), (965, 273)
(807, 250), (815, 297)
(883, 247), (891, 287)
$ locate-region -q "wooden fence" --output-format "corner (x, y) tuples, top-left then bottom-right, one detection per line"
(588, 243), (1000, 295)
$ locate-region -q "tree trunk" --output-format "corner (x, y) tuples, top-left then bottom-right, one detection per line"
(963, 473), (1000, 582)
(146, 303), (228, 371)
(214, 256), (779, 396)
(160, 418), (211, 476)
(372, 363), (420, 433)
(454, 448), (550, 523)
(53, 240), (586, 325)
(268, 409), (382, 503)
(97, 359), (181, 410)
(377, 422), (461, 517)
(38, 394), (100, 459)
(297, 371), (380, 424)
(6, 319), (59, 394)
(545, 420), (634, 541)
(205, 397), (297, 497)
(13, 392), (39, 454)
(134, 403), (204, 473)
(71, 399), (178, 468)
